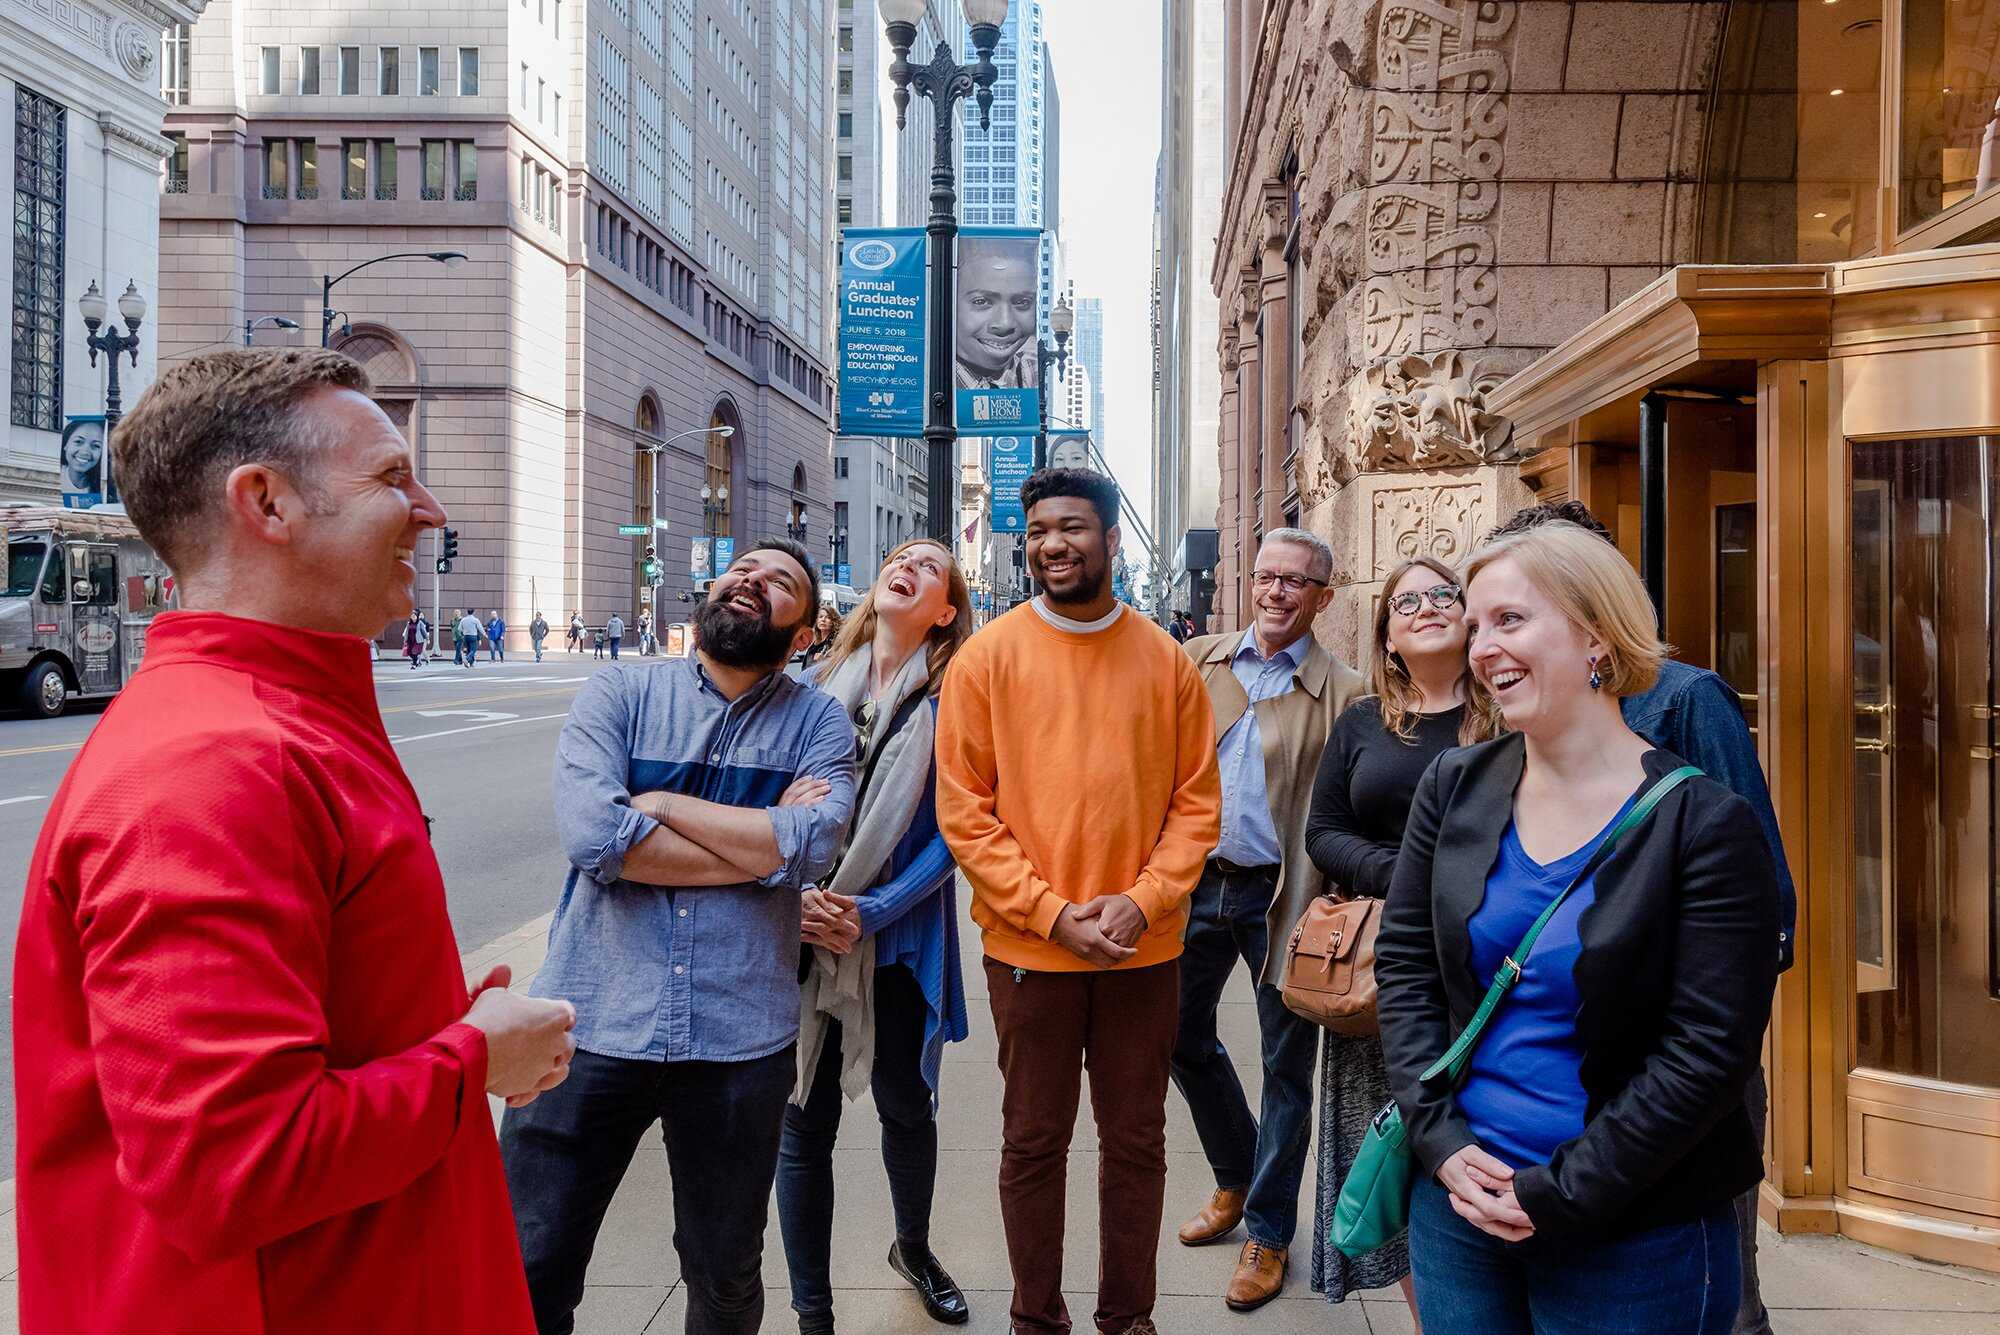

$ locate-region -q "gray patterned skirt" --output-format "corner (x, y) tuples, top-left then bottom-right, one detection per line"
(1310, 1028), (1411, 1302)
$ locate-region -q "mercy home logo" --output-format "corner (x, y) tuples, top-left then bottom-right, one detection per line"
(849, 239), (897, 270)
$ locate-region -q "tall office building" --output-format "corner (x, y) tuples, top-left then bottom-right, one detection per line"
(829, 0), (963, 592)
(1151, 0), (1224, 630)
(155, 0), (834, 645)
(1072, 295), (1103, 438)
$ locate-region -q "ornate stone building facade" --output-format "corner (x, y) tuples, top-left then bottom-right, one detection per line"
(1214, 0), (1750, 647)
(1213, 0), (2000, 1272)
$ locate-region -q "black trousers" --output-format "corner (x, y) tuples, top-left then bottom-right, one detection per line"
(775, 963), (939, 1321)
(500, 1045), (795, 1335)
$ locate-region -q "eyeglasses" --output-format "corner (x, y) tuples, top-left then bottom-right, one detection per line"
(1250, 570), (1328, 594)
(1387, 583), (1463, 616)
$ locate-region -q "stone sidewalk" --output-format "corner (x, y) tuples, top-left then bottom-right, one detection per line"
(1, 901), (1996, 1332)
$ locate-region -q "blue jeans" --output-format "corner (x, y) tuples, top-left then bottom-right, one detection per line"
(533, 636), (545, 662)
(776, 964), (938, 1322)
(609, 636), (621, 660)
(1169, 862), (1319, 1247)
(1408, 1175), (1740, 1334)
(500, 1045), (796, 1335)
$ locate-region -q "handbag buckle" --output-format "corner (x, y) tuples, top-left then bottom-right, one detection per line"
(1502, 956), (1523, 983)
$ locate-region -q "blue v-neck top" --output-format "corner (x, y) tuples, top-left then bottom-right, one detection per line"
(1457, 793), (1639, 1169)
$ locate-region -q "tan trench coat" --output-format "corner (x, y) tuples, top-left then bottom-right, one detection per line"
(1183, 630), (1367, 986)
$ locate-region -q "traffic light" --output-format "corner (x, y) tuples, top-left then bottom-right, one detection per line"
(643, 544), (659, 582)
(436, 527), (459, 575)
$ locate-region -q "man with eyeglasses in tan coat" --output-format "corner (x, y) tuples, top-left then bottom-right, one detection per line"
(1174, 528), (1365, 1311)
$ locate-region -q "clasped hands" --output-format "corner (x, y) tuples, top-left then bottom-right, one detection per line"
(1050, 892), (1148, 968)
(1438, 1143), (1535, 1242)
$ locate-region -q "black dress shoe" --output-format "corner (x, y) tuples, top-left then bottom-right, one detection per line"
(887, 1240), (970, 1326)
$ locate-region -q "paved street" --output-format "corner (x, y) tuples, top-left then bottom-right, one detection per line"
(0, 645), (612, 1166)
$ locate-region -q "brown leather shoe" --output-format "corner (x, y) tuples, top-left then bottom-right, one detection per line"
(1224, 1239), (1288, 1312)
(1176, 1187), (1247, 1245)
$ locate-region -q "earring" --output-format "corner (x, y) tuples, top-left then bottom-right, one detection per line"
(1588, 657), (1603, 692)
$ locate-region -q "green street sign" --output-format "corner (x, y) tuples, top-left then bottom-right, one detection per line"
(617, 524), (650, 536)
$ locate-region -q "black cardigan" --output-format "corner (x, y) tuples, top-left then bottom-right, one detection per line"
(1373, 733), (1780, 1243)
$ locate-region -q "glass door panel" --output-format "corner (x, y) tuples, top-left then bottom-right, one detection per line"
(1850, 437), (2000, 1086)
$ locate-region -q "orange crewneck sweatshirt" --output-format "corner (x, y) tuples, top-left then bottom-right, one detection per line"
(935, 603), (1221, 972)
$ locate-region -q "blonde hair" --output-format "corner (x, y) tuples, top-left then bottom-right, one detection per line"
(1464, 520), (1666, 698)
(817, 539), (973, 697)
(1369, 556), (1500, 746)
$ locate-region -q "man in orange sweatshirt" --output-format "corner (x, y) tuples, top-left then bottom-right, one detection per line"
(936, 468), (1222, 1335)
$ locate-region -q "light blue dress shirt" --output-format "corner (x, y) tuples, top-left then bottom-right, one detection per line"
(1212, 631), (1310, 867)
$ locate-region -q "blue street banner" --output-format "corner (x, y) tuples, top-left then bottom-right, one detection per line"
(714, 537), (735, 575)
(821, 563), (837, 583)
(59, 415), (106, 509)
(837, 562), (852, 586)
(837, 228), (927, 438)
(1048, 430), (1095, 472)
(954, 227), (1041, 436)
(988, 435), (1032, 534)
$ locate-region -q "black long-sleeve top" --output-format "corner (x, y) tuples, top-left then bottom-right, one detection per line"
(1305, 697), (1464, 898)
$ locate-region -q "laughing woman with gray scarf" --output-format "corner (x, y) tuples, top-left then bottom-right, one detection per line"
(777, 538), (975, 1335)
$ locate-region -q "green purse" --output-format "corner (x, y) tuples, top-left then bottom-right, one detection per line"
(1330, 765), (1702, 1258)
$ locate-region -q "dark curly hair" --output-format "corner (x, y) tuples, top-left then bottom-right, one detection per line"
(1485, 499), (1613, 545)
(1021, 467), (1119, 532)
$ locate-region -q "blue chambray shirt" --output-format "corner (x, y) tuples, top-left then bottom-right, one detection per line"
(533, 658), (857, 1062)
(1212, 631), (1311, 867)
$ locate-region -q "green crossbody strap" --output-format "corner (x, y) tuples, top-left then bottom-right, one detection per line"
(1418, 765), (1703, 1087)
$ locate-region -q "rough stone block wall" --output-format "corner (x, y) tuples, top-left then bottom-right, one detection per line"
(1213, 0), (1728, 658)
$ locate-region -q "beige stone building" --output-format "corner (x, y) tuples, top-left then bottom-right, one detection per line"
(1209, 0), (2000, 1273)
(156, 0), (835, 643)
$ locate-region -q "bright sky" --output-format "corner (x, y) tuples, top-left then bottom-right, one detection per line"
(1044, 0), (1164, 559)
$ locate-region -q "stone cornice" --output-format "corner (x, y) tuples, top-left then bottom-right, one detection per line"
(100, 115), (170, 166)
(1213, 0), (1299, 295)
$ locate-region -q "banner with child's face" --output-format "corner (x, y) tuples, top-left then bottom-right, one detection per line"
(954, 228), (1040, 435)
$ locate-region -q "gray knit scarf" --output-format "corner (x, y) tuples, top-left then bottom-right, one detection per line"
(792, 640), (935, 1104)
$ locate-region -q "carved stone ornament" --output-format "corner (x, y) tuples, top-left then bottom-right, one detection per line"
(1261, 191), (1289, 252)
(1345, 349), (1515, 476)
(1364, 0), (1513, 359)
(1372, 481), (1491, 578)
(114, 20), (156, 81)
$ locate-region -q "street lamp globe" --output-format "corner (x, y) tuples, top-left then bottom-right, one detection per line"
(77, 280), (107, 330)
(962, 0), (1009, 26)
(718, 484), (730, 504)
(714, 426), (736, 438)
(700, 484), (713, 503)
(876, 0), (925, 24)
(1050, 297), (1075, 338)
(116, 280), (147, 330)
(430, 251), (468, 270)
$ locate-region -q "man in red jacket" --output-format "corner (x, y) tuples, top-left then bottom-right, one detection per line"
(12, 348), (577, 1333)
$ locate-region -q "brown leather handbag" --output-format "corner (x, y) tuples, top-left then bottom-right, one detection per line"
(1280, 894), (1382, 1036)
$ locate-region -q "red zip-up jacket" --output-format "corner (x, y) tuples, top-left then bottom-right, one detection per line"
(13, 612), (533, 1333)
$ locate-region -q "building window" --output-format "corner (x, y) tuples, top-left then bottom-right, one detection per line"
(418, 47), (441, 96)
(161, 25), (191, 105)
(343, 139), (366, 198)
(521, 62), (530, 108)
(299, 47), (320, 95)
(837, 198), (852, 224)
(554, 92), (563, 133)
(521, 156), (532, 209)
(1900, 0), (2000, 233)
(374, 139), (397, 198)
(10, 88), (64, 433)
(834, 455), (848, 479)
(297, 141), (318, 198)
(164, 132), (189, 193)
(458, 47), (480, 95)
(455, 141), (477, 200)
(263, 139), (289, 198)
(421, 140), (446, 199)
(260, 47), (280, 95)
(838, 112), (852, 139)
(837, 70), (851, 94)
(537, 76), (546, 122)
(339, 47), (360, 96)
(379, 47), (400, 95)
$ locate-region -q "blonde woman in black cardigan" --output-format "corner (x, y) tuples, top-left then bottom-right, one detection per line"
(1375, 521), (1779, 1334)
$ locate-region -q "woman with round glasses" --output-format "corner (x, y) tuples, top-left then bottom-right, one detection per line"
(1304, 555), (1497, 1323)
(776, 538), (975, 1334)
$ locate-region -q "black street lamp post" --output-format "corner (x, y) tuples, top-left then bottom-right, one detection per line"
(78, 279), (146, 504)
(879, 0), (1009, 544)
(320, 250), (467, 346)
(1035, 295), (1075, 471)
